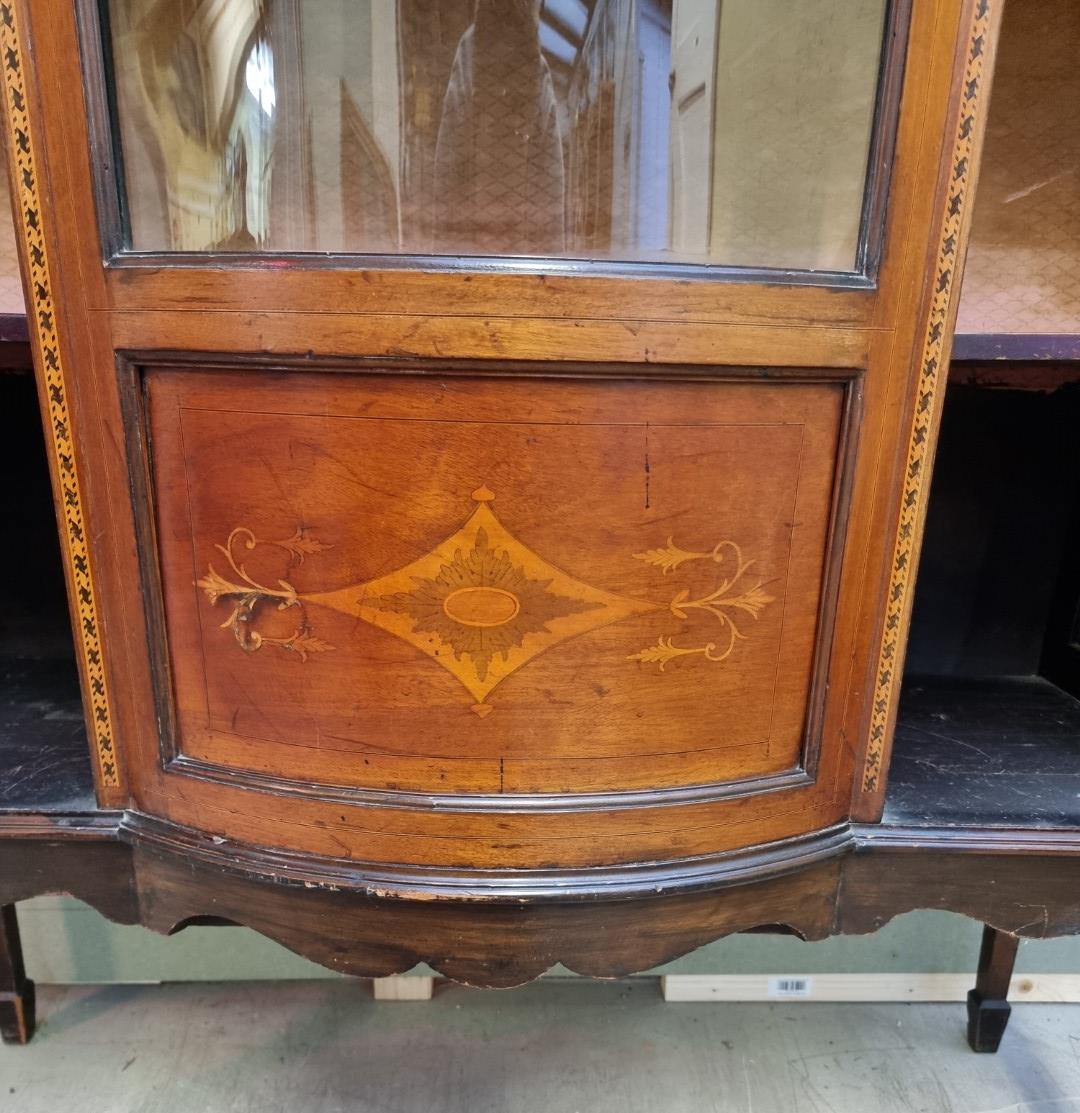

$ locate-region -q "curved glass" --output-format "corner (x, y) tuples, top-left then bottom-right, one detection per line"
(105, 0), (891, 271)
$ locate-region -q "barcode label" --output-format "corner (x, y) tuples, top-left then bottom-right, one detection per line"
(768, 977), (812, 998)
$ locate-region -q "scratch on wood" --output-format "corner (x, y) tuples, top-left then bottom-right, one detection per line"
(644, 422), (651, 510)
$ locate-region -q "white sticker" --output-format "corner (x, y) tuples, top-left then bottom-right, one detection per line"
(768, 977), (812, 998)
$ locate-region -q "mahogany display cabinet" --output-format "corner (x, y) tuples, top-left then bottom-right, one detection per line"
(1, 0), (1077, 1055)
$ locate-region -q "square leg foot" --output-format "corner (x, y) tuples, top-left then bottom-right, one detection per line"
(0, 980), (36, 1045)
(967, 988), (1011, 1053)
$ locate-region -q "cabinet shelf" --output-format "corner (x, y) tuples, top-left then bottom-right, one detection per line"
(952, 336), (1080, 364)
(0, 355), (90, 817)
(885, 675), (1080, 831)
(0, 656), (94, 814)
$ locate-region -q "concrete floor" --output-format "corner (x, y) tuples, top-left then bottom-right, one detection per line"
(2, 980), (1079, 1112)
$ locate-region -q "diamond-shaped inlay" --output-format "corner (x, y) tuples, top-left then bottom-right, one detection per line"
(197, 486), (775, 716)
(309, 488), (658, 710)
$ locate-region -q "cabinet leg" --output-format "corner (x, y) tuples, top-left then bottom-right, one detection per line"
(0, 905), (35, 1045)
(966, 924), (1019, 1053)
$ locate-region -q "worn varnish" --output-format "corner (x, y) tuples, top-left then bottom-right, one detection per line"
(886, 677), (1080, 830)
(0, 658), (93, 814)
(148, 368), (843, 796)
(0, 0), (1004, 869)
(4, 0), (1065, 1058)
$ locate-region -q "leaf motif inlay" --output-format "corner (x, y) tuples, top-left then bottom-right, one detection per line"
(196, 489), (777, 711)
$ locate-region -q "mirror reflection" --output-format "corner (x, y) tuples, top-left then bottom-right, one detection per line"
(107, 0), (889, 270)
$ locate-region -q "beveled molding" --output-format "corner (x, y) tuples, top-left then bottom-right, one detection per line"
(120, 353), (864, 816)
(121, 812), (856, 903)
(168, 754), (814, 815)
(8, 814), (1077, 863)
(856, 824), (1080, 855)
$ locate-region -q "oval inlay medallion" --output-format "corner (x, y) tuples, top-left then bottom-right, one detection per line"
(443, 586), (521, 628)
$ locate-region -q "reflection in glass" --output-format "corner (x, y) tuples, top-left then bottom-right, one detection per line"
(107, 0), (890, 270)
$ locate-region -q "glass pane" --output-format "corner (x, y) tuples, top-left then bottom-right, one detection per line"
(106, 0), (890, 271)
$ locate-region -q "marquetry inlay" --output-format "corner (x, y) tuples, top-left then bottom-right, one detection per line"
(0, 1), (120, 787)
(199, 487), (776, 716)
(862, 0), (996, 794)
(630, 540), (775, 671)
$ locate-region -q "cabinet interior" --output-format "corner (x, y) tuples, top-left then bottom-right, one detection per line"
(888, 0), (1080, 829)
(891, 380), (1080, 828)
(0, 370), (94, 813)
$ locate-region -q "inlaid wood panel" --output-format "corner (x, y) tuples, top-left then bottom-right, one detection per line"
(143, 366), (851, 800)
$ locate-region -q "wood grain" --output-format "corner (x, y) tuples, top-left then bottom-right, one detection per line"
(145, 368), (844, 806)
(0, 0), (1009, 891)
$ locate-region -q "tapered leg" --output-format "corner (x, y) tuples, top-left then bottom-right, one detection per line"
(0, 904), (35, 1045)
(966, 925), (1019, 1053)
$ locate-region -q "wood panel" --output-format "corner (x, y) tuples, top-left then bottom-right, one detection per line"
(144, 367), (848, 801)
(104, 265), (878, 329)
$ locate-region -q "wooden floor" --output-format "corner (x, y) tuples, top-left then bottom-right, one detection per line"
(3, 980), (1080, 1112)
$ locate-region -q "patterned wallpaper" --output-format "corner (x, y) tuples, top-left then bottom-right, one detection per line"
(956, 0), (1079, 336)
(0, 161), (25, 315)
(0, 0), (1072, 329)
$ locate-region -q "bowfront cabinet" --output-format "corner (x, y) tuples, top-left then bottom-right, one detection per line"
(16, 0), (949, 869)
(9, 0), (1073, 1055)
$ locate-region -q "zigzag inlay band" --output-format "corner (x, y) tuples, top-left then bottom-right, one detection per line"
(0, 2), (119, 787)
(862, 0), (994, 794)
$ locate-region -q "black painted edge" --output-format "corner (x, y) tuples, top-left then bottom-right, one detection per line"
(952, 334), (1080, 362)
(126, 350), (863, 380)
(9, 813), (1080, 862)
(0, 811), (122, 839)
(122, 812), (855, 903)
(0, 313), (28, 343)
(103, 249), (879, 291)
(853, 822), (1080, 854)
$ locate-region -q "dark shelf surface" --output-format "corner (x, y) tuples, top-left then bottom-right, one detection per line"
(952, 334), (1080, 362)
(885, 675), (1080, 830)
(0, 313), (27, 344)
(0, 656), (95, 813)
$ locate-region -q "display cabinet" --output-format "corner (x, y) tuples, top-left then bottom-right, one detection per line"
(1, 0), (1075, 1055)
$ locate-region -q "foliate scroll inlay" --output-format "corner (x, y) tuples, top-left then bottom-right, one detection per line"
(629, 540), (775, 671)
(198, 488), (776, 715)
(197, 528), (335, 661)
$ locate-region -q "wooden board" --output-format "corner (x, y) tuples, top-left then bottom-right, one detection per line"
(146, 367), (846, 798)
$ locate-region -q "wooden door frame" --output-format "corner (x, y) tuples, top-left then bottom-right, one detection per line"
(0, 0), (1002, 858)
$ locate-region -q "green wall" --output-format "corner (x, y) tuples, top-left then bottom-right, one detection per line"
(17, 897), (1080, 983)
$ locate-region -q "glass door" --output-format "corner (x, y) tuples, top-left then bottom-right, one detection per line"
(0, 0), (999, 877)
(105, 0), (893, 272)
